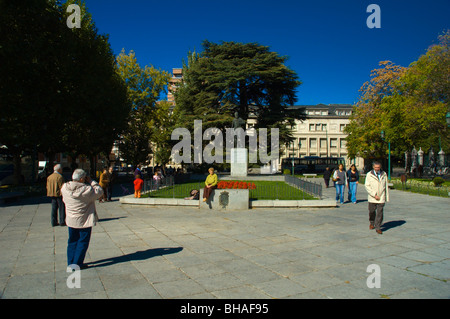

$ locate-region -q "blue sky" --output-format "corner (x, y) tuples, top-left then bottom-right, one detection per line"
(84, 0), (449, 105)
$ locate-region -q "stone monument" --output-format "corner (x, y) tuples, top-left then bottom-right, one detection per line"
(231, 112), (247, 177)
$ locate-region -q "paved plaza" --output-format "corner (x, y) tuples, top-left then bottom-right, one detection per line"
(0, 181), (449, 299)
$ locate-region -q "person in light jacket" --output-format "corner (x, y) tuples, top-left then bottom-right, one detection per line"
(364, 161), (390, 234)
(61, 169), (103, 270)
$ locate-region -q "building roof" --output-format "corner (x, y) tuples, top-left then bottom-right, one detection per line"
(287, 103), (353, 118)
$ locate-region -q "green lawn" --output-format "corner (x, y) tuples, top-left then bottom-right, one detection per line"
(142, 180), (318, 200)
(390, 178), (450, 198)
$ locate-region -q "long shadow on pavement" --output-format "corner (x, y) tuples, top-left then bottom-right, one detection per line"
(86, 247), (183, 268)
(381, 220), (406, 232)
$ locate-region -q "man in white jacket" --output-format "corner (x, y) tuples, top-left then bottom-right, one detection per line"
(61, 169), (103, 269)
(364, 161), (390, 234)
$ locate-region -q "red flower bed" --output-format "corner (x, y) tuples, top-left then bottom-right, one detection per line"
(217, 181), (256, 190)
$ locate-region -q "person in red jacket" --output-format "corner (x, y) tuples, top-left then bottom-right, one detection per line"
(134, 174), (144, 198)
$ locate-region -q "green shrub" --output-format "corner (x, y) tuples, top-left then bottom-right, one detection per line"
(432, 177), (445, 187)
(283, 169), (291, 175)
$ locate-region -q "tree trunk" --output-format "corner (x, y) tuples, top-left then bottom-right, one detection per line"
(90, 155), (96, 178)
(12, 151), (22, 186)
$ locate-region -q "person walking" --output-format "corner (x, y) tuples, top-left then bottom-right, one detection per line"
(323, 167), (332, 188)
(203, 167), (218, 202)
(346, 164), (360, 204)
(333, 164), (347, 204)
(46, 164), (66, 227)
(365, 161), (390, 234)
(61, 169), (103, 269)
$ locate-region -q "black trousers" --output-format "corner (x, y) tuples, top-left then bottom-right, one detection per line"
(51, 196), (65, 226)
(368, 202), (384, 230)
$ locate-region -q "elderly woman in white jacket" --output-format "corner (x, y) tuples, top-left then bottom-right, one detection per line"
(61, 169), (103, 270)
(364, 161), (390, 234)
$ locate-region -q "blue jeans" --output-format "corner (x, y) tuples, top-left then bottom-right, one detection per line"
(348, 182), (358, 203)
(335, 184), (345, 203)
(67, 227), (92, 267)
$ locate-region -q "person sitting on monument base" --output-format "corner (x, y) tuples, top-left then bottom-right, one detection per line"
(203, 167), (218, 202)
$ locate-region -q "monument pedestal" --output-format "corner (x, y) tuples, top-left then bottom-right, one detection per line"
(231, 148), (248, 177)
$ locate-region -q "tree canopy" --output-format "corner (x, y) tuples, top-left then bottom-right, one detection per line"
(174, 41), (303, 131)
(116, 49), (171, 166)
(346, 30), (450, 161)
(0, 0), (129, 182)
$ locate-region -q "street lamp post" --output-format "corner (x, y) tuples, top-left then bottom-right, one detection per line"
(381, 131), (391, 180)
(291, 141), (294, 176)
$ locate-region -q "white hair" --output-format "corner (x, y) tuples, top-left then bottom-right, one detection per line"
(72, 169), (86, 182)
(54, 164), (62, 172)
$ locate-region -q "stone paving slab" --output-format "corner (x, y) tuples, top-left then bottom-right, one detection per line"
(0, 181), (449, 299)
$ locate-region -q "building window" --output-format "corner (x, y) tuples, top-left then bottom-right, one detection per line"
(340, 139), (347, 148)
(309, 124), (315, 131)
(299, 138), (307, 148)
(330, 138), (338, 148)
(322, 124), (327, 131)
(320, 139), (327, 149)
(309, 138), (317, 149)
(340, 124), (346, 132)
(315, 124), (321, 131)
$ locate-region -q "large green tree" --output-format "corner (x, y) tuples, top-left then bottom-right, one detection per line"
(61, 0), (129, 174)
(0, 0), (129, 183)
(345, 61), (406, 160)
(174, 41), (304, 164)
(381, 31), (449, 154)
(149, 100), (180, 167)
(0, 0), (70, 183)
(346, 31), (450, 163)
(116, 49), (171, 166)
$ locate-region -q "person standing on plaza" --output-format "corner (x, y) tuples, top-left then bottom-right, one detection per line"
(365, 161), (390, 234)
(46, 164), (66, 227)
(203, 167), (218, 202)
(134, 164), (142, 178)
(323, 167), (332, 188)
(333, 164), (347, 204)
(107, 166), (116, 201)
(134, 174), (144, 198)
(346, 164), (360, 204)
(152, 171), (161, 190)
(61, 169), (103, 269)
(99, 168), (110, 203)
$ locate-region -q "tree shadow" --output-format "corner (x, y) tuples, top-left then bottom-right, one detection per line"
(86, 247), (183, 268)
(381, 220), (406, 232)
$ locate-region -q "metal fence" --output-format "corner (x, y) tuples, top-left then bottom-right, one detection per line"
(142, 175), (202, 199)
(142, 175), (323, 200)
(284, 175), (323, 199)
